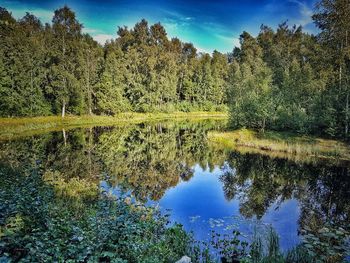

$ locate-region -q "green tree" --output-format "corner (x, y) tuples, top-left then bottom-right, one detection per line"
(79, 34), (103, 115)
(313, 0), (350, 137)
(211, 50), (228, 104)
(0, 10), (50, 116)
(50, 6), (82, 117)
(96, 42), (130, 114)
(228, 32), (274, 131)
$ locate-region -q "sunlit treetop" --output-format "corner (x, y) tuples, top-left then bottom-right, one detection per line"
(0, 0), (317, 53)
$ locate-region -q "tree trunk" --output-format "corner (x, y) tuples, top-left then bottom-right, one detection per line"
(62, 32), (67, 119)
(88, 80), (92, 115)
(262, 118), (266, 133)
(87, 52), (92, 115)
(62, 128), (67, 146)
(30, 69), (33, 115)
(62, 100), (66, 118)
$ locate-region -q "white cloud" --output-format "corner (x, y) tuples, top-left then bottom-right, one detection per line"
(161, 9), (193, 23)
(92, 34), (114, 44)
(163, 19), (179, 31)
(289, 0), (313, 26)
(82, 27), (99, 34)
(82, 28), (114, 44)
(195, 45), (212, 54)
(232, 38), (240, 48)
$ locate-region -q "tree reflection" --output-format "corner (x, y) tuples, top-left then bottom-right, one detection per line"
(1, 119), (349, 253)
(96, 120), (225, 200)
(220, 152), (311, 218)
(0, 119), (225, 202)
(219, 151), (350, 255)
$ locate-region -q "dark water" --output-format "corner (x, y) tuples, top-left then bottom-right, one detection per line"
(1, 119), (350, 252)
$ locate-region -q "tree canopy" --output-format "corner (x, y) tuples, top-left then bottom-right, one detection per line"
(0, 6), (227, 117)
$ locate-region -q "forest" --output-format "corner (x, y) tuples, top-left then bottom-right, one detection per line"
(0, 0), (349, 139)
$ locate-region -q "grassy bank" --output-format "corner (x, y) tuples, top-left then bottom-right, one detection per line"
(0, 112), (227, 141)
(208, 129), (350, 162)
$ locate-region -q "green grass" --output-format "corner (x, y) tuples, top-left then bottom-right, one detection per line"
(0, 112), (227, 141)
(208, 128), (350, 162)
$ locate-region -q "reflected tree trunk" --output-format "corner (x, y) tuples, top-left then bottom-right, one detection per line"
(62, 128), (67, 146)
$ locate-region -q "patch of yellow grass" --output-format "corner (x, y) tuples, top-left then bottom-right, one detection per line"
(0, 112), (227, 141)
(208, 129), (350, 162)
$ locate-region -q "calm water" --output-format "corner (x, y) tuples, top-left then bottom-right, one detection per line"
(1, 119), (349, 252)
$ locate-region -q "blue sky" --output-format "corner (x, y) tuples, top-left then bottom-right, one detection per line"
(0, 0), (318, 53)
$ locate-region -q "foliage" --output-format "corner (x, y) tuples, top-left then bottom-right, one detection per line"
(0, 165), (195, 262)
(1, 164), (348, 262)
(227, 1), (350, 139)
(210, 230), (249, 261)
(0, 7), (227, 118)
(228, 32), (274, 131)
(301, 224), (350, 262)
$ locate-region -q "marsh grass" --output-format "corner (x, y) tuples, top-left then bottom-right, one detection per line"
(248, 226), (348, 263)
(0, 112), (227, 141)
(208, 128), (350, 162)
(209, 226), (346, 263)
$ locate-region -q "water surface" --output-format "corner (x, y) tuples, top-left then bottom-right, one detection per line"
(1, 119), (349, 252)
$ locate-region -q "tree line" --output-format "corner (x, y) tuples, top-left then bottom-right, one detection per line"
(0, 6), (228, 117)
(228, 0), (350, 138)
(0, 0), (350, 138)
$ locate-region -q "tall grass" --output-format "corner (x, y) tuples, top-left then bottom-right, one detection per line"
(208, 129), (350, 162)
(248, 227), (320, 263)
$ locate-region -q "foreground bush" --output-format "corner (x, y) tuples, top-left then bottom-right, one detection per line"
(0, 166), (195, 262)
(0, 165), (348, 262)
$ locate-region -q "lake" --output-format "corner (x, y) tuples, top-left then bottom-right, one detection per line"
(1, 118), (349, 257)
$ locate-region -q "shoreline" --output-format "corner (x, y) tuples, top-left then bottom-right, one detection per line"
(0, 112), (228, 141)
(208, 129), (350, 163)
